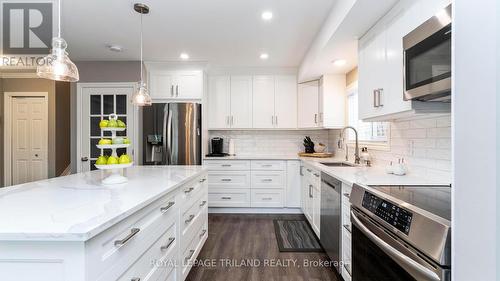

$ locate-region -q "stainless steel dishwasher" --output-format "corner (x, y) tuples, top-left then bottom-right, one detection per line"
(320, 172), (342, 273)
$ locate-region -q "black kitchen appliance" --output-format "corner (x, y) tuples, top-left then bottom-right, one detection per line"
(206, 137), (228, 157)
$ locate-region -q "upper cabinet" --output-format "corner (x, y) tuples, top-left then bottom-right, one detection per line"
(208, 74), (297, 130)
(358, 0), (451, 121)
(148, 70), (203, 100)
(298, 76), (346, 129)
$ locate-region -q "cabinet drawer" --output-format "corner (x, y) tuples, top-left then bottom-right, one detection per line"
(208, 188), (251, 207)
(251, 160), (285, 171)
(117, 219), (177, 281)
(179, 175), (207, 210)
(205, 160), (250, 171)
(208, 171), (250, 188)
(181, 195), (208, 250)
(181, 222), (208, 280)
(251, 189), (284, 208)
(88, 192), (178, 281)
(251, 171), (285, 188)
(342, 229), (352, 275)
(304, 166), (321, 183)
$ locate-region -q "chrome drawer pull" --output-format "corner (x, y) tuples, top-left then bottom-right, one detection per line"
(160, 201), (175, 212)
(221, 178), (232, 182)
(221, 196), (232, 200)
(131, 278), (140, 281)
(185, 214), (195, 224)
(199, 178), (207, 183)
(160, 237), (175, 251)
(262, 197), (273, 201)
(199, 229), (207, 238)
(343, 193), (351, 199)
(184, 187), (194, 193)
(261, 179), (273, 182)
(185, 249), (195, 262)
(114, 228), (140, 247)
(314, 173), (320, 177)
(199, 200), (207, 207)
(306, 169), (312, 172)
(221, 164), (231, 167)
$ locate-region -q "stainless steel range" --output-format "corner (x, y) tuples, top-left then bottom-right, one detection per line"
(350, 184), (451, 281)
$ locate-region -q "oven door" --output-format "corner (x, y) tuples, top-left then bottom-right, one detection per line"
(350, 208), (450, 281)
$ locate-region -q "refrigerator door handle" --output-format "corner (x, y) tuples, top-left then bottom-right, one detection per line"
(166, 109), (173, 165)
(162, 106), (168, 164)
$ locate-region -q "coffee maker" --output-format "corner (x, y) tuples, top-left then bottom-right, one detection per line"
(206, 137), (228, 157)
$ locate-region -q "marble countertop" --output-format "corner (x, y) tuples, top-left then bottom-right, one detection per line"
(205, 154), (451, 186)
(0, 166), (206, 242)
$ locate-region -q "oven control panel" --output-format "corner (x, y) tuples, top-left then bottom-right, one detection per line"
(362, 192), (413, 235)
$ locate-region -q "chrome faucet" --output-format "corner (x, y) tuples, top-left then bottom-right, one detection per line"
(338, 126), (360, 164)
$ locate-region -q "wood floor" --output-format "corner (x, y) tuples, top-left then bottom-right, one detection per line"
(186, 214), (339, 281)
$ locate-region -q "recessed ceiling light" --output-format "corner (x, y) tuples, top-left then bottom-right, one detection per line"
(180, 53), (190, 60)
(107, 44), (123, 52)
(261, 11), (273, 21)
(260, 53), (269, 60)
(332, 59), (346, 66)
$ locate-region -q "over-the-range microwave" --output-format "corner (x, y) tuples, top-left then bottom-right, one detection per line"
(403, 4), (451, 102)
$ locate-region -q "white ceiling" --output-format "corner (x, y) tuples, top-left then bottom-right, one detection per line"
(62, 0), (336, 67)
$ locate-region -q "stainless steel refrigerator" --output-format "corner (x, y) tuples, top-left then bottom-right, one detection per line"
(142, 103), (201, 165)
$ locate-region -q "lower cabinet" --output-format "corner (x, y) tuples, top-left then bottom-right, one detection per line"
(206, 160), (301, 209)
(300, 164), (321, 237)
(341, 183), (353, 281)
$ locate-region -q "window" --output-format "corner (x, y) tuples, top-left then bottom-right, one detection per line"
(346, 84), (389, 145)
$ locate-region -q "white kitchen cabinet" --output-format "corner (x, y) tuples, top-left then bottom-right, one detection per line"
(298, 80), (320, 128)
(286, 161), (301, 208)
(358, 0), (450, 121)
(274, 76), (298, 129)
(300, 164), (320, 237)
(230, 76), (253, 128)
(149, 70), (203, 100)
(208, 76), (230, 129)
(319, 75), (346, 128)
(252, 76), (276, 128)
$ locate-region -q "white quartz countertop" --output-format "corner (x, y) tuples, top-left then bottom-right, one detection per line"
(205, 154), (451, 186)
(0, 166), (206, 242)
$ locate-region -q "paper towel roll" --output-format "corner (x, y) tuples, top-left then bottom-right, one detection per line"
(228, 139), (235, 155)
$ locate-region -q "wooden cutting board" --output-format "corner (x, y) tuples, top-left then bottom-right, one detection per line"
(298, 152), (334, 158)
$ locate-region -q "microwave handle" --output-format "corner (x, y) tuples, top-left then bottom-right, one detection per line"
(350, 211), (440, 281)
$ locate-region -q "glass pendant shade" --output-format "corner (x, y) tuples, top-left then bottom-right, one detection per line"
(131, 82), (152, 106)
(37, 38), (79, 82)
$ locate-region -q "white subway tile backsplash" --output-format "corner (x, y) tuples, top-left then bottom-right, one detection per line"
(410, 118), (437, 129)
(427, 127), (451, 138)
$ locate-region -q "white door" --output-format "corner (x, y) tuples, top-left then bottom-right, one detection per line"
(230, 75), (253, 128)
(11, 97), (48, 185)
(79, 86), (135, 172)
(208, 76), (231, 129)
(252, 76), (275, 128)
(175, 71), (203, 99)
(149, 72), (175, 99)
(298, 80), (319, 128)
(274, 75), (297, 129)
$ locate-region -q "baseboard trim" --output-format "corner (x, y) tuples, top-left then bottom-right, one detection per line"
(208, 207), (303, 214)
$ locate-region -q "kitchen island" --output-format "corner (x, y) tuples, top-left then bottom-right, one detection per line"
(0, 166), (208, 281)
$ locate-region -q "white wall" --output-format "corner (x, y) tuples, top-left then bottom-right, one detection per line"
(453, 0), (498, 280)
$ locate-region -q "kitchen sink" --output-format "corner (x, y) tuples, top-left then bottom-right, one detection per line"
(320, 162), (356, 167)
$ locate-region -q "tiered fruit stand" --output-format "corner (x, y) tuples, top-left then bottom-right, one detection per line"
(94, 114), (133, 185)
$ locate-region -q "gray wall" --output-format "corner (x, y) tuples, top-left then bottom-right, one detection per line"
(55, 82), (71, 175)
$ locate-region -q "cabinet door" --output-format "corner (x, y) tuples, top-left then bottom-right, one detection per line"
(208, 76), (230, 129)
(275, 75), (297, 129)
(175, 71), (203, 99)
(286, 161), (301, 208)
(149, 72), (175, 99)
(230, 76), (253, 128)
(252, 76), (275, 128)
(298, 80), (319, 128)
(312, 184), (321, 235)
(358, 26), (386, 120)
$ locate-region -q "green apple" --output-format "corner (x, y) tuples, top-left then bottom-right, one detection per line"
(98, 138), (112, 145)
(107, 156), (119, 165)
(107, 119), (118, 128)
(119, 154), (130, 164)
(95, 156), (107, 165)
(123, 138), (131, 144)
(117, 120), (126, 128)
(112, 137), (124, 144)
(99, 120), (109, 128)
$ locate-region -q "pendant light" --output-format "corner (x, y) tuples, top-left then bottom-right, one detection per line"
(131, 3), (152, 106)
(37, 0), (79, 82)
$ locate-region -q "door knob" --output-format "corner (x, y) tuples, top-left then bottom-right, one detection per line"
(81, 157), (89, 162)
